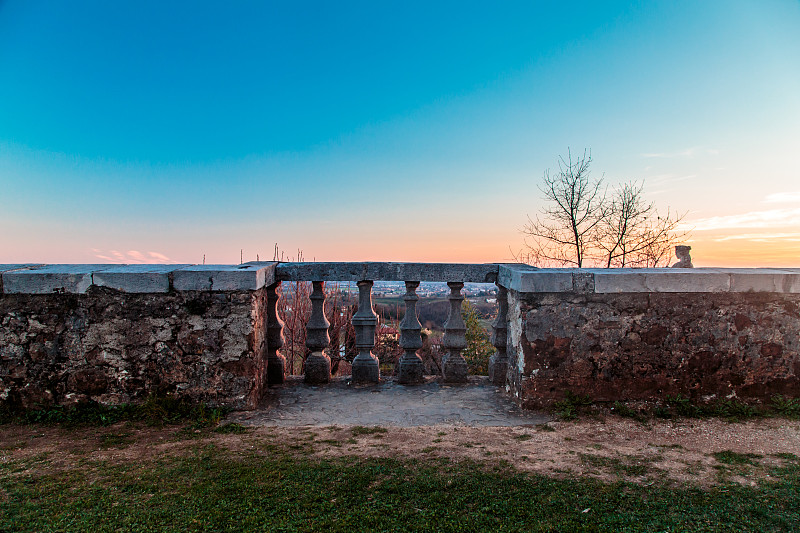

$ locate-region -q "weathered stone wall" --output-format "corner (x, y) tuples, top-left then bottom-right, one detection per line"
(4, 262), (800, 411)
(0, 287), (268, 409)
(506, 289), (800, 407)
(0, 263), (277, 410)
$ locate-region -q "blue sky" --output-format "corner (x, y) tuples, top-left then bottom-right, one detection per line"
(1, 1), (799, 265)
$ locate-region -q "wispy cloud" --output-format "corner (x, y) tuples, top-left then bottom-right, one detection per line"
(764, 191), (800, 204)
(645, 173), (697, 185)
(711, 232), (800, 243)
(687, 207), (800, 231)
(641, 147), (719, 159)
(91, 249), (175, 263)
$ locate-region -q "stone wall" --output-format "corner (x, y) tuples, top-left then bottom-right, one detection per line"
(1, 264), (276, 409)
(4, 262), (800, 411)
(500, 266), (800, 407)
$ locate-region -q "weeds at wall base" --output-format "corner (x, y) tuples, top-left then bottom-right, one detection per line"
(551, 392), (800, 422)
(0, 395), (229, 429)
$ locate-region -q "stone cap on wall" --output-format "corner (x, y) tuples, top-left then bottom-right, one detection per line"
(1, 262), (501, 294)
(5, 262), (800, 295)
(275, 262), (500, 283)
(499, 265), (800, 294)
(0, 263), (277, 294)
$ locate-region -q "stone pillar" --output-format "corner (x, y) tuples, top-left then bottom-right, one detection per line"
(351, 280), (380, 383)
(397, 280), (424, 384)
(266, 282), (286, 384)
(488, 283), (508, 386)
(442, 281), (468, 383)
(304, 281), (331, 384)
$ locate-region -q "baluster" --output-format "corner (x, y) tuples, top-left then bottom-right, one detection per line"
(266, 282), (286, 384)
(488, 283), (508, 385)
(305, 281), (331, 384)
(442, 281), (468, 383)
(351, 279), (380, 383)
(397, 280), (424, 384)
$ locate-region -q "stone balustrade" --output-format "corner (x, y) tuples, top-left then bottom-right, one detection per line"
(397, 281), (424, 384)
(271, 262), (500, 385)
(2, 262), (799, 410)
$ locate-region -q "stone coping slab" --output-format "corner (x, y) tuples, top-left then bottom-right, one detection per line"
(499, 265), (800, 294)
(0, 265), (43, 293)
(93, 264), (193, 293)
(275, 262), (500, 283)
(497, 265), (571, 293)
(172, 263), (277, 291)
(5, 263), (799, 295)
(2, 264), (116, 294)
(0, 264), (42, 273)
(1, 263), (277, 294)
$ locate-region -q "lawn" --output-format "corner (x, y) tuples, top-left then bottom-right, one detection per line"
(2, 431), (799, 532)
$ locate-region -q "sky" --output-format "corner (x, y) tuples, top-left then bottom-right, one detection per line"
(1, 0), (799, 267)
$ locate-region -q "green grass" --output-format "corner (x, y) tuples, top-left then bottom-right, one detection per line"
(213, 423), (249, 435)
(713, 451), (763, 466)
(98, 432), (133, 449)
(771, 395), (800, 417)
(351, 425), (388, 437)
(656, 395), (766, 421)
(0, 395), (228, 429)
(553, 391), (593, 420)
(610, 401), (649, 423)
(1, 445), (799, 532)
(574, 394), (800, 423)
(579, 453), (658, 478)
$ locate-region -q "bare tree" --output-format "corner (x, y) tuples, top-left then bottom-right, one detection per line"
(324, 285), (357, 376)
(278, 280), (359, 376)
(520, 149), (605, 267)
(629, 208), (687, 267)
(520, 150), (689, 267)
(597, 181), (687, 268)
(278, 280), (312, 375)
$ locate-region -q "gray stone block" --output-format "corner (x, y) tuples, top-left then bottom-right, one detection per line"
(503, 267), (800, 294)
(0, 265), (42, 294)
(396, 356), (424, 384)
(442, 353), (469, 383)
(498, 265), (572, 293)
(488, 355), (508, 385)
(588, 269), (645, 293)
(173, 263), (276, 291)
(3, 265), (114, 294)
(0, 264), (41, 273)
(351, 356), (380, 383)
(276, 262), (499, 283)
(593, 268), (731, 293)
(304, 353), (331, 384)
(572, 271), (595, 293)
(92, 264), (193, 293)
(724, 268), (800, 293)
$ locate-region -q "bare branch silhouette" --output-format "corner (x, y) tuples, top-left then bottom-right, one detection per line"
(520, 149), (690, 267)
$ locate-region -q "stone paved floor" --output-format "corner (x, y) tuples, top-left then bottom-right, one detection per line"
(230, 376), (549, 427)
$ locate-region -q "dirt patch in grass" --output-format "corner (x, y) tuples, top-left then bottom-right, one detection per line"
(276, 417), (799, 486)
(2, 416), (798, 487)
(0, 423), (202, 477)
